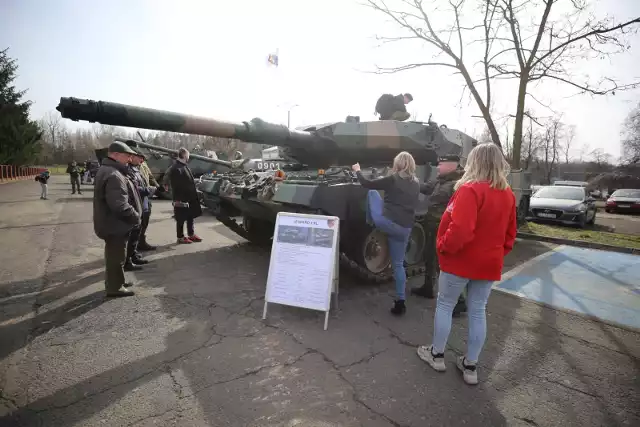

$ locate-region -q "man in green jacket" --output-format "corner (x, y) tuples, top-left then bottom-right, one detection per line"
(411, 155), (467, 316)
(93, 142), (142, 297)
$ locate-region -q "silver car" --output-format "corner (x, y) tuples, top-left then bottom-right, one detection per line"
(527, 185), (597, 228)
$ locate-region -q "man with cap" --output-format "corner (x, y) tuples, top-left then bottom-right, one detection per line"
(411, 154), (468, 316)
(124, 145), (156, 270)
(93, 141), (143, 297)
(375, 93), (413, 121)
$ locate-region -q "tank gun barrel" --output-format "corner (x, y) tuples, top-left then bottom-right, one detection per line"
(112, 137), (233, 167)
(57, 97), (316, 148)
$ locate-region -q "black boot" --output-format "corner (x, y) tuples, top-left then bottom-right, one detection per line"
(124, 260), (143, 271)
(137, 240), (157, 251)
(411, 281), (436, 299)
(131, 253), (150, 265)
(390, 300), (406, 316)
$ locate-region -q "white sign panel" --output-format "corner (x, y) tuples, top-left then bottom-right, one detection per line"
(263, 212), (340, 330)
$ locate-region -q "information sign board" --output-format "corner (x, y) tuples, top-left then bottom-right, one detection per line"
(262, 212), (340, 330)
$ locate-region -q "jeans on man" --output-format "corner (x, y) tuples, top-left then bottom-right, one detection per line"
(366, 190), (412, 300)
(40, 182), (48, 199)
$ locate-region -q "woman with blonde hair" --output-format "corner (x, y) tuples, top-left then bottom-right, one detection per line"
(352, 151), (429, 315)
(416, 142), (517, 385)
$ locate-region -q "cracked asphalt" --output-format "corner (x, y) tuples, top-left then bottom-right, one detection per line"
(1, 176), (638, 427)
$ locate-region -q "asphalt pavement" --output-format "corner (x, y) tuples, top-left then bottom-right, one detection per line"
(1, 176), (638, 427)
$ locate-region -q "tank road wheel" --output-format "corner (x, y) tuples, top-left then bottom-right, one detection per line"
(360, 228), (391, 275)
(404, 222), (426, 275)
(242, 216), (274, 246)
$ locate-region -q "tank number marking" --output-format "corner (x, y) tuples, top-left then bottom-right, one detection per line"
(257, 162), (281, 170)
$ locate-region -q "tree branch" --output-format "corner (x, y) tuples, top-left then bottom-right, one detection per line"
(531, 16), (640, 69)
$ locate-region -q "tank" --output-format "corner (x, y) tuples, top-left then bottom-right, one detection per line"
(57, 96), (531, 283)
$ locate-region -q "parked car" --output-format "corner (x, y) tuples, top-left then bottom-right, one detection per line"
(553, 180), (588, 187)
(605, 189), (640, 214)
(527, 185), (597, 228)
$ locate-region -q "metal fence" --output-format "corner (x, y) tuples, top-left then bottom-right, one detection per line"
(0, 165), (47, 182)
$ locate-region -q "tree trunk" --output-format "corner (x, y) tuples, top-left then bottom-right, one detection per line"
(512, 77), (528, 170)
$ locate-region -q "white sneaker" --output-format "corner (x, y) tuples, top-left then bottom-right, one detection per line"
(417, 345), (446, 372)
(457, 356), (478, 385)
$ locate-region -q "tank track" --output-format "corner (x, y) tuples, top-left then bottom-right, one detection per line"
(215, 215), (425, 284)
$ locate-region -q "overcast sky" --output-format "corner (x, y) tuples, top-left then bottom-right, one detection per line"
(2, 0), (639, 160)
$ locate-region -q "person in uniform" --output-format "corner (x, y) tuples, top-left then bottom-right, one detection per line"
(411, 154), (468, 316)
(167, 147), (203, 244)
(66, 160), (82, 194)
(375, 93), (413, 121)
(93, 141), (142, 297)
(124, 148), (155, 270)
(136, 151), (159, 251)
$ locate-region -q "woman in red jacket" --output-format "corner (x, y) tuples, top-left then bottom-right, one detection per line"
(416, 142), (517, 385)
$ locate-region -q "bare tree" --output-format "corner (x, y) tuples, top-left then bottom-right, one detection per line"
(521, 116), (541, 170)
(621, 102), (640, 163)
(364, 0), (640, 168)
(39, 111), (62, 147)
(477, 125), (493, 143)
(562, 124), (576, 164)
(540, 116), (562, 183)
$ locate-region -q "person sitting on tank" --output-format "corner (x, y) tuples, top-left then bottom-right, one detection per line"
(375, 93), (413, 121)
(351, 151), (431, 316)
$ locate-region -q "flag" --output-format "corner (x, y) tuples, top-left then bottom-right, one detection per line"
(267, 49), (279, 67)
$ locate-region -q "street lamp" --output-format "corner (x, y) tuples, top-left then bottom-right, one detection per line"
(278, 103), (299, 128)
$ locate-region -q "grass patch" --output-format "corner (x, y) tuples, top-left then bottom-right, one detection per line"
(45, 166), (68, 175)
(521, 222), (640, 250)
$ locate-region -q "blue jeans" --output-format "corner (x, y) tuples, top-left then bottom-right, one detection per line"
(432, 271), (493, 363)
(366, 190), (412, 300)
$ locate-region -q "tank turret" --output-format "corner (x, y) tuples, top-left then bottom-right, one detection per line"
(56, 97), (469, 168)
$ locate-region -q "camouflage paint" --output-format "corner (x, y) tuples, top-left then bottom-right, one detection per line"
(56, 97), (467, 168)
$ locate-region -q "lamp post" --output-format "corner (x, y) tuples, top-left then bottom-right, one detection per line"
(278, 103), (299, 128)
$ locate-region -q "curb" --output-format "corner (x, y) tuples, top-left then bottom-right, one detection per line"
(516, 232), (640, 255)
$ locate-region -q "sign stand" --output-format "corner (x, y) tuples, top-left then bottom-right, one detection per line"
(262, 212), (340, 330)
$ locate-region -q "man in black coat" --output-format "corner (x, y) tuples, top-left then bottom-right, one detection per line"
(166, 147), (203, 244)
(93, 141), (142, 297)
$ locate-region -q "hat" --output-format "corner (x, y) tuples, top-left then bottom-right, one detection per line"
(438, 154), (460, 163)
(404, 93), (413, 102)
(131, 146), (146, 160)
(108, 141), (138, 155)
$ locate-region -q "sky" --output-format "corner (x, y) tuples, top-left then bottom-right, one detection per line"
(1, 0), (639, 160)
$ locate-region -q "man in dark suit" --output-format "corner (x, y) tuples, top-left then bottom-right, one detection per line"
(166, 147), (203, 244)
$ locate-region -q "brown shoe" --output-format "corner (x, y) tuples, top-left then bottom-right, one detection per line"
(106, 287), (135, 297)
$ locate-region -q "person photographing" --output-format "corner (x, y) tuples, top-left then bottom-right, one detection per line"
(352, 151), (429, 316)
